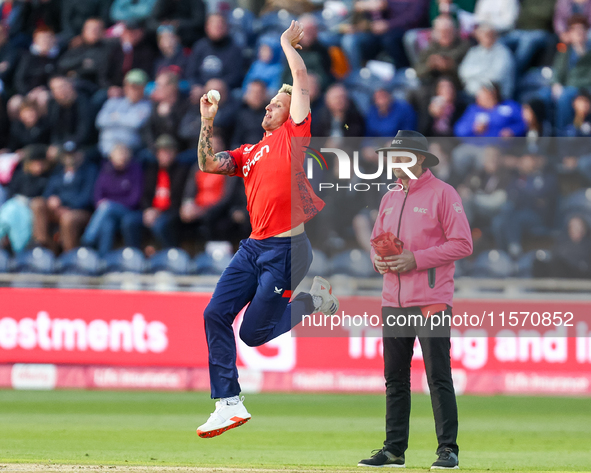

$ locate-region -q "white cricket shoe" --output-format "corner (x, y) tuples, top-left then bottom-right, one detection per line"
(310, 276), (339, 315)
(196, 397), (251, 438)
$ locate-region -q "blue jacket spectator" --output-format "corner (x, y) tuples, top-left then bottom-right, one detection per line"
(365, 89), (417, 137)
(43, 158), (98, 211)
(454, 83), (526, 138)
(186, 13), (244, 89)
(110, 0), (158, 24)
(242, 38), (283, 95)
(95, 69), (152, 157)
(154, 25), (188, 78)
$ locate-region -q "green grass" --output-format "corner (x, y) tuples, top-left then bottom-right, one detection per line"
(0, 390), (590, 472)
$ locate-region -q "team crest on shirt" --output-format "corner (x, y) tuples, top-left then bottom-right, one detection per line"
(453, 202), (463, 213)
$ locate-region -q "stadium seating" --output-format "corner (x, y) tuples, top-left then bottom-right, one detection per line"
(148, 248), (193, 275)
(12, 247), (56, 274)
(516, 249), (552, 278)
(470, 250), (515, 278)
(330, 249), (376, 278)
(103, 248), (147, 274)
(56, 247), (103, 276)
(0, 249), (9, 273)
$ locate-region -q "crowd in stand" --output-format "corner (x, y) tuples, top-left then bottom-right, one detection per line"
(0, 0), (591, 279)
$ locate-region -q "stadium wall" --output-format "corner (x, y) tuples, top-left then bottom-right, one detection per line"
(1, 288), (590, 396)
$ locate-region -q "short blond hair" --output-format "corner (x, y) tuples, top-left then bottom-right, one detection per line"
(278, 83), (292, 95)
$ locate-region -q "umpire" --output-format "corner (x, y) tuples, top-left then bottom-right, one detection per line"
(358, 131), (473, 470)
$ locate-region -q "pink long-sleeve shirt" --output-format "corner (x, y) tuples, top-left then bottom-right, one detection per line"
(371, 169), (473, 308)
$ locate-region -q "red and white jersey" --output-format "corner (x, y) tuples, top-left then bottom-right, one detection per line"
(229, 112), (324, 239)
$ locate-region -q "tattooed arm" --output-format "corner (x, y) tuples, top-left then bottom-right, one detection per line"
(280, 21), (310, 124)
(197, 95), (237, 175)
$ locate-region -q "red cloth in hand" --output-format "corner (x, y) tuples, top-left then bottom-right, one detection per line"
(371, 232), (404, 257)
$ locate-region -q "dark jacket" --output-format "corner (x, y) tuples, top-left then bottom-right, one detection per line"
(106, 39), (157, 87)
(154, 47), (189, 78)
(61, 0), (111, 40)
(9, 118), (51, 151)
(94, 160), (143, 209)
(141, 161), (189, 212)
(144, 98), (190, 150)
(8, 164), (50, 199)
(58, 40), (111, 88)
(552, 46), (591, 88)
(43, 161), (99, 211)
(13, 51), (58, 95)
(231, 105), (266, 149)
(311, 103), (366, 137)
(414, 37), (470, 86)
(0, 42), (20, 91)
(148, 0), (206, 47)
(47, 94), (94, 148)
(282, 41), (333, 91)
(186, 35), (244, 88)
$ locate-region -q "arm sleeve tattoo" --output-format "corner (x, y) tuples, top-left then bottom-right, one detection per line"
(198, 120), (237, 175)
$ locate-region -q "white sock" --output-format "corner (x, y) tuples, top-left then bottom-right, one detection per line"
(312, 295), (323, 311)
(222, 395), (240, 405)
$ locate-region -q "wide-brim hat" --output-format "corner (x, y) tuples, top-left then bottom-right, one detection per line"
(375, 130), (439, 168)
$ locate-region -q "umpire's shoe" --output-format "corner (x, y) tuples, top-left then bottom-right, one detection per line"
(358, 448), (405, 467)
(431, 448), (459, 469)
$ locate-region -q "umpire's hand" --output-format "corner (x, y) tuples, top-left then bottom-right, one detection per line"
(374, 250), (417, 274)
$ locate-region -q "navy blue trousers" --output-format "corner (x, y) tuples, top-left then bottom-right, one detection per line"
(204, 232), (315, 398)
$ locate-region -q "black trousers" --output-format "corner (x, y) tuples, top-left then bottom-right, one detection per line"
(382, 306), (459, 457)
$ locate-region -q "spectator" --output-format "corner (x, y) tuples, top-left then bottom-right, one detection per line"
(0, 145), (51, 253)
(110, 0), (158, 24)
(47, 76), (94, 155)
(281, 15), (333, 91)
(458, 23), (515, 99)
(554, 0), (591, 43)
(429, 0), (477, 25)
(144, 68), (189, 152)
(308, 72), (323, 116)
(105, 20), (157, 91)
(492, 152), (558, 256)
(231, 80), (267, 149)
(242, 37), (283, 95)
(473, 0), (519, 33)
(549, 15), (591, 131)
(31, 143), (98, 252)
(522, 98), (552, 137)
(58, 18), (110, 90)
(457, 146), (512, 226)
(454, 82), (527, 137)
(0, 24), (19, 93)
(499, 0), (556, 76)
(563, 90), (591, 135)
(148, 0), (206, 48)
(311, 83), (365, 138)
(180, 133), (238, 240)
(154, 25), (188, 79)
(341, 0), (430, 70)
(9, 100), (50, 152)
(419, 76), (466, 136)
(60, 0), (111, 43)
(13, 27), (59, 96)
(81, 144), (143, 255)
(534, 215), (591, 278)
(365, 88), (417, 137)
(96, 69), (152, 157)
(186, 13), (244, 90)
(414, 16), (470, 87)
(121, 134), (189, 249)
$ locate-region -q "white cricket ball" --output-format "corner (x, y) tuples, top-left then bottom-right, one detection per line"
(207, 89), (221, 103)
